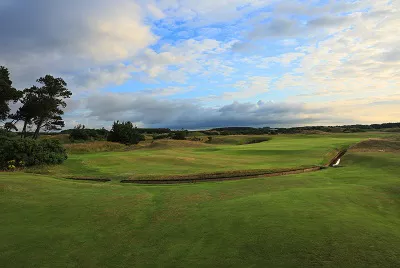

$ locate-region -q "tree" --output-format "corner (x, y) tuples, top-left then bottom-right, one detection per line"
(0, 66), (22, 122)
(171, 129), (188, 140)
(107, 121), (145, 145)
(18, 75), (72, 139)
(69, 124), (89, 141)
(3, 122), (18, 132)
(10, 88), (41, 138)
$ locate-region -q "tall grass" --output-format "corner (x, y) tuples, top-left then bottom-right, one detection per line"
(64, 141), (127, 154)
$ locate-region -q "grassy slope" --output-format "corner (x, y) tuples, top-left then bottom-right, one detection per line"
(34, 133), (384, 180)
(1, 150), (400, 267)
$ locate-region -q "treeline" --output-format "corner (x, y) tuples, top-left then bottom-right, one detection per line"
(66, 123), (188, 143)
(200, 123), (400, 135)
(62, 125), (109, 141)
(0, 66), (70, 169)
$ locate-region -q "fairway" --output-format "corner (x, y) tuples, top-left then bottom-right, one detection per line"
(1, 148), (400, 267)
(34, 133), (386, 180)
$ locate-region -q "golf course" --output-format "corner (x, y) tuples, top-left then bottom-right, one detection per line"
(1, 132), (400, 267)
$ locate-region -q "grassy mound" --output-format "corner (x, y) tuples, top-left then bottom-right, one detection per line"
(64, 141), (127, 153)
(351, 138), (400, 152)
(40, 134), (71, 144)
(146, 139), (209, 149)
(206, 135), (271, 145)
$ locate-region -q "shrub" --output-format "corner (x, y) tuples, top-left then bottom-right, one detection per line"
(69, 124), (89, 141)
(0, 128), (18, 138)
(171, 130), (188, 140)
(107, 121), (145, 145)
(0, 137), (67, 169)
(69, 125), (109, 142)
(152, 133), (170, 140)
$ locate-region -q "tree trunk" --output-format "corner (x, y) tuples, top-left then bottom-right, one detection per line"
(33, 118), (43, 139)
(21, 120), (28, 138)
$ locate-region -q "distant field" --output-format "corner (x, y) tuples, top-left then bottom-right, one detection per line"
(29, 133), (389, 180)
(1, 136), (399, 267)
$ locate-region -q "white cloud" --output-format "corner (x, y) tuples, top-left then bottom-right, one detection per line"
(257, 53), (305, 68)
(224, 76), (271, 100)
(146, 3), (166, 19)
(270, 0), (399, 99)
(74, 38), (237, 89)
(157, 0), (274, 25)
(82, 93), (330, 129)
(0, 0), (157, 88)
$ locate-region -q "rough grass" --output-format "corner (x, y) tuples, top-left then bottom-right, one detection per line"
(40, 134), (71, 144)
(1, 150), (400, 267)
(64, 141), (127, 153)
(351, 138), (400, 152)
(206, 135), (272, 145)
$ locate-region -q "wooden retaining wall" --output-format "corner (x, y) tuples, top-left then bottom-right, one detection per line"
(120, 166), (322, 184)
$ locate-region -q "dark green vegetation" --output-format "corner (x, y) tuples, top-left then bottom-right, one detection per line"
(0, 66), (22, 121)
(68, 124), (109, 142)
(205, 123), (400, 135)
(0, 137), (67, 169)
(9, 74), (72, 139)
(1, 143), (400, 267)
(0, 66), (71, 170)
(1, 66), (72, 139)
(107, 121), (145, 145)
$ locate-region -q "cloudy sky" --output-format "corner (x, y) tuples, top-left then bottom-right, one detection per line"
(1, 0), (399, 129)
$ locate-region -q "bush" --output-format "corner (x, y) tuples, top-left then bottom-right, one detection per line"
(152, 133), (170, 140)
(171, 130), (188, 140)
(107, 121), (145, 145)
(69, 125), (109, 142)
(0, 128), (18, 138)
(0, 137), (67, 169)
(69, 124), (89, 141)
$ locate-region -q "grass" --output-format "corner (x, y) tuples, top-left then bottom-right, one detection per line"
(31, 133), (388, 180)
(1, 148), (400, 267)
(351, 138), (400, 152)
(64, 141), (127, 154)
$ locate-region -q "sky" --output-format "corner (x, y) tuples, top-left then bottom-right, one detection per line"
(0, 0), (399, 129)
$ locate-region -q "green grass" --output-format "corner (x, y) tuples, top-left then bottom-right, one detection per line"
(1, 149), (400, 267)
(32, 133), (388, 180)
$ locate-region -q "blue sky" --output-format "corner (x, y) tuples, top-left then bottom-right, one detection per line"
(1, 0), (399, 129)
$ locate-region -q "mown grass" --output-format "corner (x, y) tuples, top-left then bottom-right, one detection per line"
(1, 149), (400, 267)
(32, 133), (388, 180)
